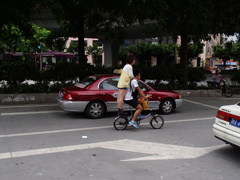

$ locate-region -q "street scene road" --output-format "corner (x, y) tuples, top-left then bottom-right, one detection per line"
(1, 96), (240, 180)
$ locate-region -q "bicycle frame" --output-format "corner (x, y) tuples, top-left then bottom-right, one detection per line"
(114, 100), (164, 130)
(207, 78), (233, 97)
(128, 102), (156, 122)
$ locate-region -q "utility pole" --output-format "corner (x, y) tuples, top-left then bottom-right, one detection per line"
(38, 43), (43, 69)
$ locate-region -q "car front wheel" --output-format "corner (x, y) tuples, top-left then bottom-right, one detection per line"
(85, 101), (105, 119)
(159, 98), (174, 114)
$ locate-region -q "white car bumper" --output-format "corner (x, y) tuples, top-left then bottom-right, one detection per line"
(175, 99), (183, 109)
(57, 97), (89, 112)
(213, 123), (240, 147)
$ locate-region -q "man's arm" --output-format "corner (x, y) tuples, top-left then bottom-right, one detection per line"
(135, 86), (151, 99)
(136, 86), (145, 98)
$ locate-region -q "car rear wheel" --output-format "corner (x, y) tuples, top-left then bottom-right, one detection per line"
(85, 101), (105, 119)
(159, 98), (174, 114)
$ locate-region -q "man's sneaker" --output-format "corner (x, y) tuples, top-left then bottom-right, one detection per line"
(129, 120), (139, 128)
(137, 114), (145, 119)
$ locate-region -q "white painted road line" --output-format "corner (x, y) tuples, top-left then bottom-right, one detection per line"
(183, 99), (219, 109)
(0, 117), (215, 138)
(0, 99), (218, 116)
(1, 110), (64, 116)
(0, 139), (226, 161)
(0, 126), (112, 138)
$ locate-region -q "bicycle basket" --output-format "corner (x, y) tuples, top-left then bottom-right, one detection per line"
(139, 98), (148, 110)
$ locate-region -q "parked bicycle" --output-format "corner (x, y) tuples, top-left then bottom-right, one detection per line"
(113, 100), (164, 130)
(207, 78), (233, 97)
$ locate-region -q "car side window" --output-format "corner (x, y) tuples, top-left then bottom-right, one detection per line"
(138, 81), (148, 91)
(99, 78), (119, 90)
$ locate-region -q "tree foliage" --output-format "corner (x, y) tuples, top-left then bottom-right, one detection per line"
(119, 41), (176, 65)
(141, 0), (240, 84)
(85, 43), (104, 65)
(67, 41), (79, 53)
(43, 0), (104, 65)
(0, 23), (50, 54)
(177, 42), (204, 65)
(213, 41), (240, 69)
(0, 0), (40, 40)
(45, 32), (67, 52)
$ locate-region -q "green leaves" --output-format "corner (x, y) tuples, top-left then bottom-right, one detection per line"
(120, 41), (176, 64)
(85, 43), (104, 65)
(213, 41), (240, 70)
(0, 23), (50, 54)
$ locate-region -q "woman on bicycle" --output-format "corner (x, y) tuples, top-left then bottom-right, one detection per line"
(124, 70), (150, 128)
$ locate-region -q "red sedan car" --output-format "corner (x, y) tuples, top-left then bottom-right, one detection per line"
(57, 74), (183, 118)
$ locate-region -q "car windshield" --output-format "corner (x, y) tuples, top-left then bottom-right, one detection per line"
(74, 76), (99, 88)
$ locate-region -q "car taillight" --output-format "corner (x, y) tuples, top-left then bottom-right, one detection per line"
(64, 93), (73, 100)
(216, 110), (229, 122)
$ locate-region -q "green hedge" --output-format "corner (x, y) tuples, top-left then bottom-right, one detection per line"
(1, 61), (239, 93)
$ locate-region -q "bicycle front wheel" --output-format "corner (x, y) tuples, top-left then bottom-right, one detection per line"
(113, 116), (128, 130)
(224, 87), (233, 97)
(150, 115), (164, 129)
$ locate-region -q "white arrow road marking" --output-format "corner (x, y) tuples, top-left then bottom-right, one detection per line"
(118, 140), (226, 161)
(0, 139), (226, 161)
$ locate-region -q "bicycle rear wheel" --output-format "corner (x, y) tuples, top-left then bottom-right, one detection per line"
(224, 87), (233, 97)
(113, 116), (128, 130)
(150, 115), (164, 129)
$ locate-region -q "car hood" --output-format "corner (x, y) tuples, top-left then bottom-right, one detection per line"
(155, 88), (178, 94)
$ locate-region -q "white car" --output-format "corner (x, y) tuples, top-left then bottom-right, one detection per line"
(213, 103), (240, 148)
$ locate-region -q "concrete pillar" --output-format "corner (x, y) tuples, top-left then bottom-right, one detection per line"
(103, 41), (120, 67)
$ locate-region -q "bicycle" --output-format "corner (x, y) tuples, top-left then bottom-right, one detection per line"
(207, 78), (233, 97)
(113, 100), (164, 130)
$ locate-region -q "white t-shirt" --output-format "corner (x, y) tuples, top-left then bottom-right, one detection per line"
(122, 64), (134, 78)
(117, 64), (134, 88)
(124, 79), (138, 101)
(212, 74), (222, 83)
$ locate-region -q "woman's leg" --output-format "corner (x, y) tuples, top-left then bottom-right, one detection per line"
(117, 89), (127, 109)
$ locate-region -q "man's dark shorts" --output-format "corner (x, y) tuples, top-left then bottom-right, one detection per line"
(124, 98), (139, 108)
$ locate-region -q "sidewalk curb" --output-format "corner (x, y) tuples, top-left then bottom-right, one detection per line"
(0, 93), (58, 105)
(0, 88), (240, 105)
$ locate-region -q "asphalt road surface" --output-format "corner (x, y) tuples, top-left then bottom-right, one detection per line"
(1, 96), (240, 180)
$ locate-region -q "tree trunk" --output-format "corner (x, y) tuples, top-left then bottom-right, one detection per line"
(180, 34), (188, 86)
(34, 52), (38, 69)
(77, 11), (86, 66)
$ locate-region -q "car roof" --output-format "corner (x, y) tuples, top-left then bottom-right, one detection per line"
(93, 74), (120, 78)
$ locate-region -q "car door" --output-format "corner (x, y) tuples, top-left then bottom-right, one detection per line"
(138, 81), (159, 110)
(98, 77), (119, 111)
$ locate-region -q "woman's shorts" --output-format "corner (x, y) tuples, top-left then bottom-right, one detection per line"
(118, 87), (127, 90)
(124, 98), (139, 108)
